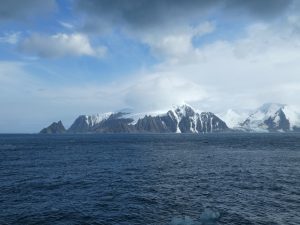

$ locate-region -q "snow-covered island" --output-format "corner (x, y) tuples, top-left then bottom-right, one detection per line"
(40, 103), (300, 134)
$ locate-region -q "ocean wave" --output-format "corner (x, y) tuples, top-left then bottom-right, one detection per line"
(0, 144), (16, 150)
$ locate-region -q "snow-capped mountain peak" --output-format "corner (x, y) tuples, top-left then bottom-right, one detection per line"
(239, 103), (299, 132)
(173, 103), (196, 118)
(256, 103), (285, 117)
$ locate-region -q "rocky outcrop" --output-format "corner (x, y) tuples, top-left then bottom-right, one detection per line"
(39, 121), (66, 134)
(135, 115), (171, 133)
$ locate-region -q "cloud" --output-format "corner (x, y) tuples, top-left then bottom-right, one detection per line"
(0, 32), (20, 44)
(59, 21), (74, 29)
(1, 0), (300, 132)
(3, 13), (300, 133)
(0, 60), (209, 132)
(75, 0), (293, 33)
(74, 0), (294, 61)
(0, 61), (119, 132)
(122, 73), (209, 111)
(0, 0), (56, 22)
(224, 0), (293, 19)
(140, 22), (215, 60)
(19, 33), (107, 58)
(151, 18), (300, 112)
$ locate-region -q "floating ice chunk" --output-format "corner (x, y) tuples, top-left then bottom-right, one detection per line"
(171, 216), (197, 225)
(199, 208), (220, 225)
(170, 208), (220, 225)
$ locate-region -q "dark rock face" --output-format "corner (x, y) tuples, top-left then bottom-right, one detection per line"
(135, 106), (228, 133)
(197, 112), (228, 133)
(160, 111), (178, 132)
(68, 112), (136, 133)
(135, 112), (178, 133)
(39, 121), (66, 134)
(264, 109), (290, 132)
(135, 116), (168, 133)
(240, 118), (251, 127)
(68, 115), (91, 133)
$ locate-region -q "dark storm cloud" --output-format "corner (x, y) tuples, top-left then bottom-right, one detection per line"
(76, 0), (218, 29)
(0, 0), (56, 21)
(225, 0), (293, 19)
(75, 0), (293, 31)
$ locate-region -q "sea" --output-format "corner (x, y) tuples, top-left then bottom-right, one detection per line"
(0, 133), (299, 225)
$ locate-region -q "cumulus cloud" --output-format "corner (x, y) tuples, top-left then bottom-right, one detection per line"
(152, 18), (300, 112)
(19, 33), (107, 58)
(140, 22), (215, 60)
(74, 0), (295, 61)
(0, 0), (56, 21)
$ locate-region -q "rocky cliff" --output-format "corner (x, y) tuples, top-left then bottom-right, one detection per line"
(40, 121), (66, 134)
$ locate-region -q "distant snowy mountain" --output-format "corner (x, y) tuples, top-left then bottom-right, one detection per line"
(135, 104), (228, 133)
(39, 103), (300, 134)
(41, 104), (229, 134)
(68, 113), (112, 133)
(238, 103), (300, 132)
(282, 105), (300, 130)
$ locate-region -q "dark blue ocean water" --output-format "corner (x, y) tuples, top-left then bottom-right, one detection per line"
(0, 133), (299, 225)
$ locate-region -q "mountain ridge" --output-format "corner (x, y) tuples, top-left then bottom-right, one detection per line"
(39, 103), (300, 134)
(39, 104), (228, 134)
(236, 103), (299, 132)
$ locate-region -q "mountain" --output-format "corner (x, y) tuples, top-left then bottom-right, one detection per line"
(92, 112), (136, 133)
(282, 105), (300, 130)
(40, 103), (300, 134)
(238, 103), (300, 132)
(168, 104), (228, 133)
(46, 104), (229, 134)
(39, 121), (66, 134)
(68, 113), (112, 133)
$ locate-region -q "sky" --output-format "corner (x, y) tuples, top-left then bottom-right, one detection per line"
(1, 0), (300, 132)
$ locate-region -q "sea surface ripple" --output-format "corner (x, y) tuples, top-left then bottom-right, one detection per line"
(0, 133), (299, 225)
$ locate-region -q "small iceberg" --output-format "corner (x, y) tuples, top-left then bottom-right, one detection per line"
(170, 208), (220, 225)
(199, 208), (220, 225)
